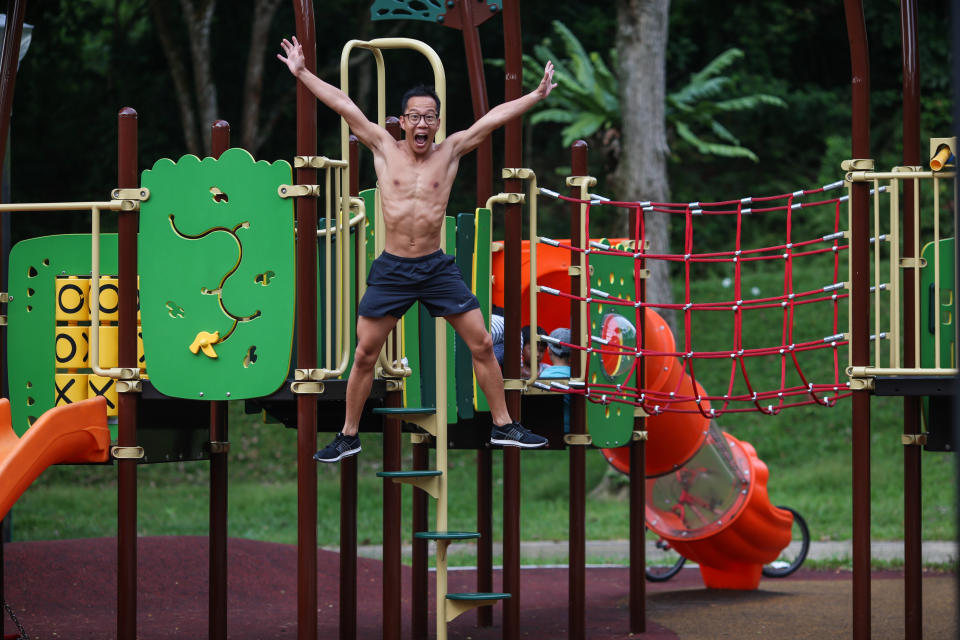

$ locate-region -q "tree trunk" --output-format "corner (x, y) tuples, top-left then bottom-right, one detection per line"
(241, 0), (283, 154)
(614, 0), (674, 331)
(180, 0), (218, 156)
(149, 0), (201, 155)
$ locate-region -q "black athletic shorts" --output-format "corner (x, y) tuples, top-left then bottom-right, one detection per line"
(357, 250), (481, 319)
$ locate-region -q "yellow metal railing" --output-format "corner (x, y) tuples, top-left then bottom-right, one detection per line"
(845, 136), (958, 380)
(339, 37), (447, 380)
(0, 197), (141, 383)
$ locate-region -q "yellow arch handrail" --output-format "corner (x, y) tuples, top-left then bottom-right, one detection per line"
(339, 38), (447, 379)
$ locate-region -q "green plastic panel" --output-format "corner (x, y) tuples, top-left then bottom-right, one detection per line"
(370, 0), (446, 22)
(419, 304), (436, 409)
(920, 237), (955, 369)
(370, 0), (502, 23)
(138, 148), (295, 400)
(473, 208), (492, 412)
(586, 239), (637, 447)
(445, 217), (457, 422)
(8, 234), (119, 437)
(455, 212), (475, 419)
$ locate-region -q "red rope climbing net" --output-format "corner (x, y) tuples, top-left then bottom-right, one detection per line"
(537, 180), (869, 418)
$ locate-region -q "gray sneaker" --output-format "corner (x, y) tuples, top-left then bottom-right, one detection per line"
(314, 432), (362, 463)
(490, 422), (548, 448)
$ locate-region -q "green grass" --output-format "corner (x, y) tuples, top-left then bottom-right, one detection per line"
(9, 398), (955, 547)
(8, 254), (957, 551)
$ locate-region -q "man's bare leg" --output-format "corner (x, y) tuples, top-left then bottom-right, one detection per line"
(315, 314), (399, 463)
(447, 309), (546, 447)
(340, 314), (400, 436)
(446, 308), (512, 426)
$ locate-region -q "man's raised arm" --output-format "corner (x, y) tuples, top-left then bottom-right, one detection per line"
(277, 36), (388, 151)
(447, 61), (557, 158)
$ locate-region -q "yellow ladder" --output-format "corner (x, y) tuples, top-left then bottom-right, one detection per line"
(375, 315), (509, 639)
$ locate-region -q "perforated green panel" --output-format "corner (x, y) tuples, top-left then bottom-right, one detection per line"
(138, 148), (295, 400)
(8, 234), (119, 436)
(586, 239), (637, 447)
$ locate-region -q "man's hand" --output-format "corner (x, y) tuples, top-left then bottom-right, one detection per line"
(277, 36), (305, 77)
(535, 61), (558, 100)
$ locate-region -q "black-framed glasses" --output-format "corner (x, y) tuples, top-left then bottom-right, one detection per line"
(403, 112), (438, 125)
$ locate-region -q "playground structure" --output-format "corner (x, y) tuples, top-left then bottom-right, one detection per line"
(0, 1), (956, 640)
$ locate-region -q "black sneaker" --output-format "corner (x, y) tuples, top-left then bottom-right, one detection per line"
(314, 432), (362, 463)
(490, 422), (548, 448)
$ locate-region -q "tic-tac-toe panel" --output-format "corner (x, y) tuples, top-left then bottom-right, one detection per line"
(8, 234), (144, 436)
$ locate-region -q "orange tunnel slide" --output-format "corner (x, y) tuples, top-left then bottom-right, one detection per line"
(0, 396), (110, 521)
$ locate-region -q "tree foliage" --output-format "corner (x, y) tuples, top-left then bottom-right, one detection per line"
(494, 20), (785, 167)
(3, 0), (952, 245)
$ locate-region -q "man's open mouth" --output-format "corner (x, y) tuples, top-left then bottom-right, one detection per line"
(415, 134), (428, 145)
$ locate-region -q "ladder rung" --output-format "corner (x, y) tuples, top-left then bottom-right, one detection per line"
(414, 531), (480, 541)
(444, 591), (512, 622)
(446, 592), (511, 601)
(372, 407), (437, 415)
(376, 470), (442, 478)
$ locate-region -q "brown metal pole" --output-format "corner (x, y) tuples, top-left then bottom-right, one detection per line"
(411, 441), (429, 640)
(843, 2), (871, 639)
(339, 137), (360, 640)
(0, 2), (26, 619)
(501, 2), (523, 638)
(476, 448), (493, 627)
(0, 0), (25, 174)
(292, 3), (319, 639)
(116, 106), (139, 640)
(340, 456), (357, 640)
(209, 119), (231, 640)
(381, 117), (426, 640)
(375, 120), (403, 640)
(454, 1), (496, 626)
(382, 409), (402, 640)
(629, 194), (646, 633)
(567, 141), (587, 640)
(456, 0), (493, 207)
(899, 2), (923, 638)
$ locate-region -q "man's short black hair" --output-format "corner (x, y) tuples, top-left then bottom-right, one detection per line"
(401, 85), (441, 115)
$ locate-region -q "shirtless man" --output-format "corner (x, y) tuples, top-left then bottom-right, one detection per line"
(278, 36), (556, 462)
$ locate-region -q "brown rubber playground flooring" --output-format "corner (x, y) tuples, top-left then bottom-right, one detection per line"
(2, 536), (957, 639)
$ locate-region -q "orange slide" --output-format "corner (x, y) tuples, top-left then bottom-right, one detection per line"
(0, 396), (110, 521)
